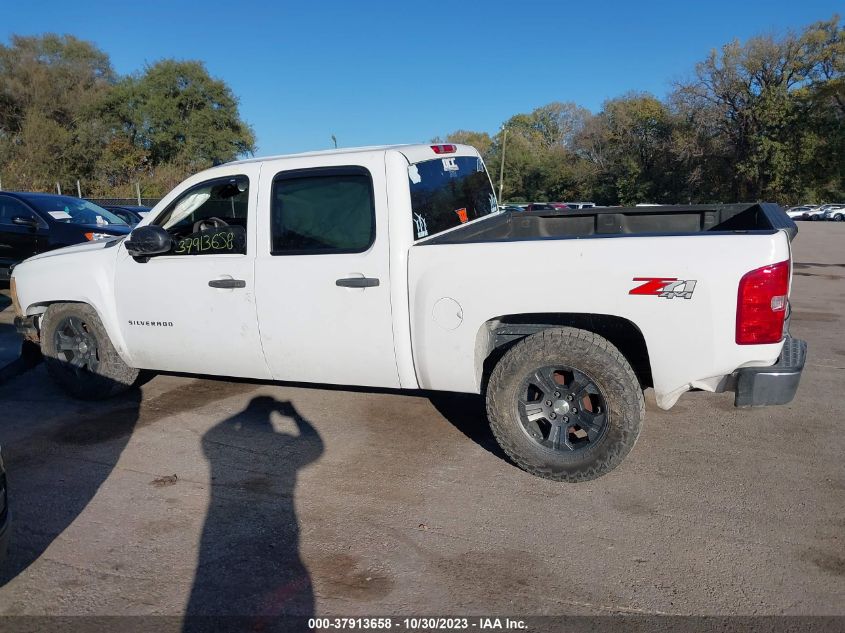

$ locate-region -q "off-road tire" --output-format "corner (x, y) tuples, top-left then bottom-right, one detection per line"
(40, 303), (139, 400)
(486, 327), (644, 482)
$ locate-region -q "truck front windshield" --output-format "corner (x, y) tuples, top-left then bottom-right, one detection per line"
(409, 156), (498, 240)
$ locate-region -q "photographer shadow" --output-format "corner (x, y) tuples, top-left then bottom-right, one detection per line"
(184, 396), (323, 632)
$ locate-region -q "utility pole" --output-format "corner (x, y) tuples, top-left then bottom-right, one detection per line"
(136, 182), (142, 206)
(331, 134), (338, 149)
(498, 125), (508, 205)
(56, 182), (62, 195)
(77, 180), (82, 198)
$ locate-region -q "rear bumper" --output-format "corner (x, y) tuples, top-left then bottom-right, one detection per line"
(732, 336), (807, 407)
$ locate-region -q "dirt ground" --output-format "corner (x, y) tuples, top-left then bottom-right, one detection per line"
(0, 222), (842, 622)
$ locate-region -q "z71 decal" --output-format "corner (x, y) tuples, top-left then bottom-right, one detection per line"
(629, 277), (697, 300)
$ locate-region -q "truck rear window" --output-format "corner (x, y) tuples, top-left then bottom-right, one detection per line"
(409, 156), (497, 240)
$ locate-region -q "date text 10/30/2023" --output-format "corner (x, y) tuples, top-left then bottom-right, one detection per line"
(307, 617), (527, 631)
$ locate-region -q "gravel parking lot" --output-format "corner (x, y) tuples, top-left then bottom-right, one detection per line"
(0, 223), (842, 622)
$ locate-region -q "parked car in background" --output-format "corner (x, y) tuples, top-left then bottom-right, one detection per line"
(0, 193), (130, 279)
(562, 202), (596, 209)
(524, 202), (557, 212)
(803, 206), (829, 221)
(102, 205), (151, 227)
(549, 203), (571, 211)
(820, 204), (845, 221)
(785, 205), (816, 220)
(500, 204), (526, 213)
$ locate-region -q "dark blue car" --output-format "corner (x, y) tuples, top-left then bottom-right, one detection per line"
(102, 205), (152, 227)
(0, 192), (131, 279)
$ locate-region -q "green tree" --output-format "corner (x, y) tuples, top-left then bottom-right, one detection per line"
(669, 21), (841, 202)
(0, 34), (116, 190)
(433, 129), (494, 158)
(119, 60), (256, 169)
(573, 93), (675, 205)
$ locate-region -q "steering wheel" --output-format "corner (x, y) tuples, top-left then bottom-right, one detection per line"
(192, 216), (229, 233)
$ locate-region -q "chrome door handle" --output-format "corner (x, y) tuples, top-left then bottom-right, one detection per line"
(336, 277), (379, 288)
(208, 279), (246, 289)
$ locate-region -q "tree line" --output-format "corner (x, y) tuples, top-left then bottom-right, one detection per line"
(437, 16), (844, 206)
(1, 18), (842, 205)
(0, 34), (255, 198)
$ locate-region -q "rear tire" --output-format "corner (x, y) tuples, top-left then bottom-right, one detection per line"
(834, 214), (844, 222)
(40, 303), (139, 400)
(486, 327), (643, 482)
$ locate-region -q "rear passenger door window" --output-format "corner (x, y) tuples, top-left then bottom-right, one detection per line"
(270, 167), (375, 255)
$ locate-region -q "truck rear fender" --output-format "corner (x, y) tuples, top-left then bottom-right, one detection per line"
(474, 313), (652, 393)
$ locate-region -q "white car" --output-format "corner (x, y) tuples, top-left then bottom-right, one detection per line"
(804, 206), (829, 221)
(785, 205), (816, 220)
(10, 144), (806, 482)
(820, 205), (845, 221)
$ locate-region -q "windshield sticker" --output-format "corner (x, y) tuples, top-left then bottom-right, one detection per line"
(413, 213), (429, 238)
(477, 158), (484, 172)
(455, 208), (468, 223)
(48, 211), (72, 220)
(408, 165), (422, 184)
(442, 158), (459, 172)
(489, 193), (498, 214)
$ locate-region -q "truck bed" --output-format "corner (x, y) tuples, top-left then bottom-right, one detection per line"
(424, 203), (797, 245)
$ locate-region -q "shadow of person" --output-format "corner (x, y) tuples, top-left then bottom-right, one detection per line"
(184, 396), (324, 633)
(0, 376), (142, 585)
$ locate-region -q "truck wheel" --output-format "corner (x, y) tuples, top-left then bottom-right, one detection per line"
(40, 303), (139, 400)
(486, 327), (644, 482)
(834, 213), (844, 222)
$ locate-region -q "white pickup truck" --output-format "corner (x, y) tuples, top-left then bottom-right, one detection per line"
(10, 143), (806, 481)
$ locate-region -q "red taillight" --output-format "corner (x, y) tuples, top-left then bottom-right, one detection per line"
(84, 232), (94, 241)
(736, 260), (790, 345)
(431, 144), (457, 154)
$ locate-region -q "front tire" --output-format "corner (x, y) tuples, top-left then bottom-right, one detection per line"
(486, 327), (644, 482)
(40, 303), (139, 400)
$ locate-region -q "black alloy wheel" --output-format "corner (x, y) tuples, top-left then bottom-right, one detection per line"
(516, 366), (609, 452)
(53, 316), (100, 374)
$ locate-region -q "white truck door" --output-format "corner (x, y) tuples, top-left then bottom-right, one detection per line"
(114, 166), (271, 379)
(254, 157), (399, 388)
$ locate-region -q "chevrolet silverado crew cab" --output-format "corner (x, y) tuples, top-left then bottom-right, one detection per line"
(10, 144), (807, 481)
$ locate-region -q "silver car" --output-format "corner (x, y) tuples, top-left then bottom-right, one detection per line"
(820, 204), (845, 221)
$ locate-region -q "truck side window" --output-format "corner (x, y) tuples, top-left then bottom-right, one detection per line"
(153, 175), (249, 256)
(270, 167), (375, 255)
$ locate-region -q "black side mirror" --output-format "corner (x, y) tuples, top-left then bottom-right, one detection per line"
(11, 216), (39, 229)
(125, 225), (172, 257)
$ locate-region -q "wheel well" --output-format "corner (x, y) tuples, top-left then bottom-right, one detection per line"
(25, 301), (91, 340)
(26, 300), (88, 316)
(477, 313), (653, 391)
